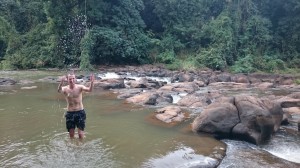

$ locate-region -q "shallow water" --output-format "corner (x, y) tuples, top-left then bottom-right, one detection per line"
(2, 73), (300, 168)
(0, 82), (224, 168)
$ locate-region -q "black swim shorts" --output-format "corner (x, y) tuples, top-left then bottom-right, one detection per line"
(65, 109), (86, 132)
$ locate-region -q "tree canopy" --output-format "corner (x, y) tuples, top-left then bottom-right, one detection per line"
(0, 0), (299, 72)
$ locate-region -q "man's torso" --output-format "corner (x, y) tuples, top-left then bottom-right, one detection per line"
(63, 85), (84, 111)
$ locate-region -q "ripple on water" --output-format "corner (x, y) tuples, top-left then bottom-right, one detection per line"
(1, 132), (122, 168)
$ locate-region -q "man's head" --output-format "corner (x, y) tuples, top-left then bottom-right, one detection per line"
(67, 74), (76, 85)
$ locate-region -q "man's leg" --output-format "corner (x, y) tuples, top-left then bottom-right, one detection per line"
(66, 112), (75, 138)
(78, 129), (84, 139)
(69, 128), (75, 138)
(78, 110), (86, 139)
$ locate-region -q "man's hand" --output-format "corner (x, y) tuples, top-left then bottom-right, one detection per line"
(90, 73), (95, 82)
(85, 73), (95, 92)
(60, 75), (67, 82)
(58, 75), (67, 93)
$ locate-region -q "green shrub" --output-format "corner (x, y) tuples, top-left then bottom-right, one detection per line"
(180, 56), (203, 71)
(264, 59), (286, 72)
(156, 50), (176, 64)
(165, 60), (181, 70)
(0, 60), (14, 70)
(288, 58), (300, 69)
(163, 55), (204, 71)
(197, 47), (226, 71)
(230, 55), (256, 73)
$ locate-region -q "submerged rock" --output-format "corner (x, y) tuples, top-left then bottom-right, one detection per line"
(0, 78), (17, 85)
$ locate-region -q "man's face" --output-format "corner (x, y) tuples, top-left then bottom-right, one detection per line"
(67, 74), (76, 84)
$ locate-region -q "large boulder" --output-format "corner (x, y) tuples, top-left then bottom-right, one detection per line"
(192, 96), (284, 145)
(94, 78), (125, 90)
(233, 96), (282, 144)
(192, 97), (239, 138)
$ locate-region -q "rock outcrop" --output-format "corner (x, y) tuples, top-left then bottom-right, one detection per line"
(192, 96), (284, 145)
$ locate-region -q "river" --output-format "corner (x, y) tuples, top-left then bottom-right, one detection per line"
(1, 71), (300, 168)
(0, 82), (224, 168)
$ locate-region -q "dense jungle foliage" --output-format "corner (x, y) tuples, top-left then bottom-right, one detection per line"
(0, 0), (300, 73)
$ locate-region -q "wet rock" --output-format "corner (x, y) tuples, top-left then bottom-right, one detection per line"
(233, 96), (283, 144)
(128, 77), (163, 89)
(126, 91), (159, 105)
(275, 75), (295, 85)
(256, 114), (274, 143)
(192, 96), (284, 145)
(94, 78), (125, 90)
(231, 74), (249, 83)
(177, 92), (220, 108)
(208, 73), (231, 83)
(248, 73), (278, 83)
(155, 105), (188, 123)
(116, 88), (143, 99)
(288, 92), (300, 99)
(171, 72), (194, 83)
(0, 78), (17, 85)
(192, 97), (239, 138)
(283, 107), (300, 114)
(255, 82), (274, 89)
(281, 112), (291, 125)
(278, 98), (300, 108)
(128, 77), (148, 88)
(145, 94), (159, 105)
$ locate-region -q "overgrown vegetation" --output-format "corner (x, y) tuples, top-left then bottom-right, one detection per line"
(0, 0), (299, 73)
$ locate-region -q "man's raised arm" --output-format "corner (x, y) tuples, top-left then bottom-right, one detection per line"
(82, 74), (94, 92)
(58, 76), (66, 93)
(88, 74), (95, 92)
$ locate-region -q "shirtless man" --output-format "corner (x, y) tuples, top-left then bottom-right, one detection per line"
(58, 73), (94, 139)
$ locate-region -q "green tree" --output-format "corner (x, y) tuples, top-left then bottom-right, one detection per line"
(81, 0), (151, 66)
